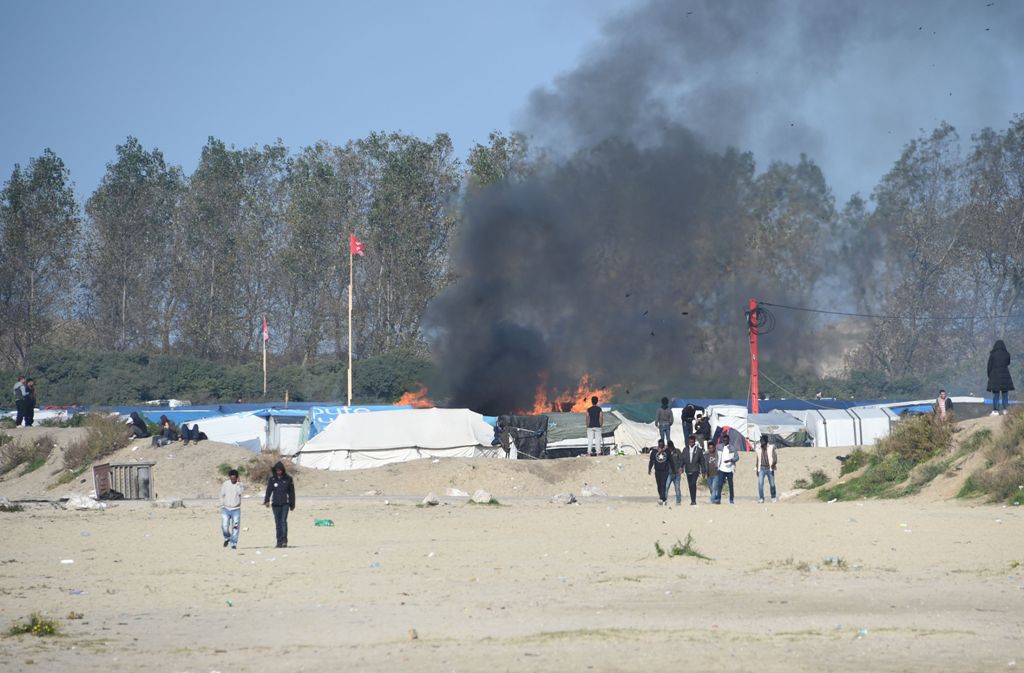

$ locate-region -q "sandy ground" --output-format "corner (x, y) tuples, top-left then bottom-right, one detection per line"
(1, 418), (1021, 672)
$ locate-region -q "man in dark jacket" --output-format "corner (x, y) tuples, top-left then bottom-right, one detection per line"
(679, 434), (706, 506)
(264, 461), (296, 547)
(987, 340), (1014, 416)
(647, 440), (677, 506)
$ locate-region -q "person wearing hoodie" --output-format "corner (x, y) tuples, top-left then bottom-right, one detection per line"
(647, 439), (677, 506)
(987, 340), (1014, 416)
(655, 397), (674, 445)
(263, 461), (296, 547)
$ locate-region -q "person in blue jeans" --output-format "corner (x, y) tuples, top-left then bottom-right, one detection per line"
(219, 469), (244, 549)
(655, 398), (674, 445)
(755, 435), (778, 503)
(706, 443), (721, 504)
(664, 440), (684, 505)
(987, 340), (1014, 416)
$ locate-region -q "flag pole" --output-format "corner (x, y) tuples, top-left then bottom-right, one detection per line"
(347, 241), (354, 407)
(262, 316), (268, 397)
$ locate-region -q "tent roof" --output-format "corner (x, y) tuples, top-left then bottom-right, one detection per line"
(300, 408), (493, 454)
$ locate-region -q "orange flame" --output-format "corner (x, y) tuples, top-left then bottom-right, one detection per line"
(522, 373), (613, 415)
(397, 385), (433, 409)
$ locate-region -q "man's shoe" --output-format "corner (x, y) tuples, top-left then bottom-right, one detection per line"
(223, 539), (229, 548)
(231, 545), (237, 549)
(991, 411), (1000, 416)
(758, 499), (765, 503)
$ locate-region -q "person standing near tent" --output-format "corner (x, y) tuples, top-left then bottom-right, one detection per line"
(987, 340), (1014, 416)
(648, 439), (676, 506)
(220, 469), (244, 549)
(264, 461), (295, 548)
(655, 398), (674, 445)
(585, 396), (603, 457)
(680, 404), (699, 444)
(693, 411), (711, 449)
(755, 435), (778, 503)
(680, 434), (705, 506)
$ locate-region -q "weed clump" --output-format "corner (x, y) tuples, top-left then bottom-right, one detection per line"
(8, 614), (59, 637)
(793, 469), (828, 490)
(0, 436), (55, 476)
(54, 415), (131, 485)
(247, 451), (297, 484)
(217, 463), (247, 477)
(840, 449), (870, 475)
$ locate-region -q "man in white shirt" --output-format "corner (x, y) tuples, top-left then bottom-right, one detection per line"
(716, 434), (736, 505)
(219, 469), (245, 549)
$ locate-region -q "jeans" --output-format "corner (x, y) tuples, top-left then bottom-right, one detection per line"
(665, 472), (682, 504)
(710, 473), (722, 503)
(658, 423), (671, 444)
(221, 507), (240, 547)
(719, 471), (735, 503)
(758, 468), (777, 501)
(272, 504), (290, 546)
(586, 427), (602, 455)
(992, 390), (1009, 412)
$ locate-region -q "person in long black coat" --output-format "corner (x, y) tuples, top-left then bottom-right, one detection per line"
(987, 339), (1014, 415)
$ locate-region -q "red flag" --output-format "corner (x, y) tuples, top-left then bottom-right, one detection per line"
(349, 233), (365, 256)
(262, 316), (269, 342)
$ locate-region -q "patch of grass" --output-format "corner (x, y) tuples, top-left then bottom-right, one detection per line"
(819, 415), (954, 501)
(1, 436), (55, 476)
(822, 556), (847, 570)
(60, 415), (130, 473)
(668, 533), (711, 560)
(0, 503), (25, 513)
(793, 469), (828, 490)
(8, 613), (59, 637)
(957, 476), (982, 499)
(962, 408), (1024, 503)
(958, 429), (992, 456)
(0, 418), (16, 430)
(217, 463), (247, 477)
(467, 497), (502, 506)
(654, 541), (665, 557)
(840, 448), (869, 475)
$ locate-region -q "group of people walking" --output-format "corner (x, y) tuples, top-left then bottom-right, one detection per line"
(648, 430), (778, 506)
(11, 376), (37, 426)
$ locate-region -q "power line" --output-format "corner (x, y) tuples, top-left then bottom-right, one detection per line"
(757, 370), (845, 410)
(760, 301), (1024, 322)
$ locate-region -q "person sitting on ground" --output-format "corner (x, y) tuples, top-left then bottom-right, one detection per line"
(128, 412), (151, 439)
(151, 415), (178, 447)
(180, 423), (204, 446)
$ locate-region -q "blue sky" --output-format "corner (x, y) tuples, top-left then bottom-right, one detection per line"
(2, 0), (1023, 202)
(0, 0), (631, 197)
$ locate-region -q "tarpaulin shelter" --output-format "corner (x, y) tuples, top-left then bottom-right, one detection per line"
(295, 408), (495, 470)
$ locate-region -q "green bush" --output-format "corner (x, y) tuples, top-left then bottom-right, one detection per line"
(877, 414), (952, 464)
(0, 436), (55, 476)
(840, 449), (870, 475)
(794, 469), (828, 489)
(217, 463), (247, 477)
(963, 409), (1024, 503)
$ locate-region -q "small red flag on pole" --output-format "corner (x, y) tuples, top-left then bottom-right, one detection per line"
(262, 316), (269, 342)
(349, 233), (365, 256)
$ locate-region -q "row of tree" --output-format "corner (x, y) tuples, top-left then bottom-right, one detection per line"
(2, 117), (1023, 398)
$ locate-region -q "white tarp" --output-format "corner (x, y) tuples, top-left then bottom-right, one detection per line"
(188, 412), (267, 452)
(804, 407), (899, 447)
(706, 404), (750, 439)
(747, 411), (806, 442)
(611, 411), (658, 455)
(296, 408), (495, 471)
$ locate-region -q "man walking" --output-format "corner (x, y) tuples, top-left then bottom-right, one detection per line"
(647, 439), (677, 505)
(716, 433), (737, 504)
(263, 461), (295, 548)
(12, 376), (26, 426)
(680, 434), (705, 506)
(585, 396), (603, 457)
(220, 469), (244, 549)
(665, 440), (684, 505)
(755, 435), (778, 503)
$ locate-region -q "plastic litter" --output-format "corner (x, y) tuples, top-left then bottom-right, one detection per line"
(370, 561), (381, 569)
(226, 599), (233, 607)
(314, 518), (334, 527)
(60, 559), (75, 564)
(856, 628), (868, 639)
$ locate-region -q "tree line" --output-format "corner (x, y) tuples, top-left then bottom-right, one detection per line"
(2, 117), (1023, 402)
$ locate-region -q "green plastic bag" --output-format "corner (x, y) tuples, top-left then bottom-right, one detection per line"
(314, 518), (334, 527)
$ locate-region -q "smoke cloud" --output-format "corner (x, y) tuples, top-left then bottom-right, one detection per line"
(425, 0), (1024, 414)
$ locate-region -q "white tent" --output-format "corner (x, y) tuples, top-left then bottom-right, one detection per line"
(295, 408), (496, 471)
(747, 411), (806, 443)
(188, 412), (267, 452)
(804, 407), (898, 447)
(611, 411), (658, 455)
(706, 404), (750, 439)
